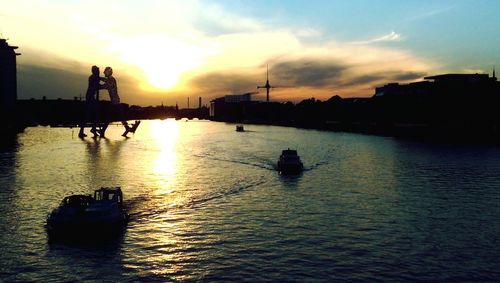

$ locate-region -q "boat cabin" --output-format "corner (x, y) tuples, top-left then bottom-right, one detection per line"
(94, 187), (123, 206)
(61, 195), (93, 208)
(281, 148), (298, 156)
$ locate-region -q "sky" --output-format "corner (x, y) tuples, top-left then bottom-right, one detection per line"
(1, 0), (500, 106)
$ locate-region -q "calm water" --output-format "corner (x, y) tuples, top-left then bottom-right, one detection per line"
(2, 120), (500, 281)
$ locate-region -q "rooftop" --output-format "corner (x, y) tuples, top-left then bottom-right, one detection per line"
(424, 73), (490, 81)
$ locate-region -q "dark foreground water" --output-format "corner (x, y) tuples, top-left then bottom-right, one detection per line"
(2, 120), (500, 281)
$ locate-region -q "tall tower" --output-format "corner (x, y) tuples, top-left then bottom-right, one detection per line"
(493, 66), (497, 81)
(0, 38), (20, 116)
(258, 65), (272, 102)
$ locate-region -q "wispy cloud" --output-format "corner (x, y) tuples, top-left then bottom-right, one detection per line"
(406, 6), (455, 23)
(295, 28), (322, 38)
(349, 31), (402, 45)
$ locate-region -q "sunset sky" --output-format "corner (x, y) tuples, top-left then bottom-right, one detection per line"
(2, 0), (500, 106)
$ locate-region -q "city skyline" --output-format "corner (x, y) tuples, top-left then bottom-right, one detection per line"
(1, 0), (499, 106)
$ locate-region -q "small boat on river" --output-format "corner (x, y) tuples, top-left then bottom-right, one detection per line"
(236, 125), (244, 132)
(46, 187), (129, 239)
(277, 148), (304, 174)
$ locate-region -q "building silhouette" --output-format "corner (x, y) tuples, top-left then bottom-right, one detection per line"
(0, 39), (20, 117)
(374, 73), (498, 98)
(209, 92), (257, 119)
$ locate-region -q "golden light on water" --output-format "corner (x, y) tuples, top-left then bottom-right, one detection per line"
(152, 119), (179, 177)
(145, 120), (195, 278)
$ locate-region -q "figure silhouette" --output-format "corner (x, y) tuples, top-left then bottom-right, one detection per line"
(100, 67), (132, 137)
(79, 66), (101, 138)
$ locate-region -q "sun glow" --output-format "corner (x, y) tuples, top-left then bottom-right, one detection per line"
(108, 35), (208, 90)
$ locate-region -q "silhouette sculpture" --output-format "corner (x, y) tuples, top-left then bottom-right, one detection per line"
(78, 66), (141, 139)
(79, 66), (101, 138)
(100, 66), (133, 137)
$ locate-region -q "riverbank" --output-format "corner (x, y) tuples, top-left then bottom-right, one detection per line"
(220, 118), (500, 146)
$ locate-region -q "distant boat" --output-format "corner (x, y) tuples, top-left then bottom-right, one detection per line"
(236, 125), (244, 132)
(277, 149), (304, 174)
(46, 187), (129, 240)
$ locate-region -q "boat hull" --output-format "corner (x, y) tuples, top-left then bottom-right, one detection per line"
(277, 162), (304, 175)
(46, 217), (128, 241)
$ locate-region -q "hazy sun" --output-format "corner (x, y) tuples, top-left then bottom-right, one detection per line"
(109, 34), (206, 90)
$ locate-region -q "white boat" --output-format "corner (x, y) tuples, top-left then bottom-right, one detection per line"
(277, 148), (304, 174)
(46, 187), (129, 239)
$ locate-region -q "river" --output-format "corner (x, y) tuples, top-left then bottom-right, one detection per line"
(1, 120), (500, 281)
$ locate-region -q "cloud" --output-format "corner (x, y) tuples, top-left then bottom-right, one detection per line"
(338, 75), (384, 87)
(350, 31), (402, 45)
(406, 7), (455, 23)
(194, 3), (263, 36)
(188, 57), (428, 102)
(337, 71), (427, 89)
(190, 72), (259, 94)
(295, 28), (322, 38)
(17, 64), (87, 100)
(392, 71), (427, 81)
(271, 60), (347, 87)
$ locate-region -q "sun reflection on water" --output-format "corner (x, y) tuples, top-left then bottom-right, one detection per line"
(151, 119), (179, 176)
(146, 119), (181, 199)
(141, 119), (199, 277)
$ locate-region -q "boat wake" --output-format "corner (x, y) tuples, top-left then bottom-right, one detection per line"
(127, 177), (268, 220)
(193, 153), (275, 171)
(303, 160), (329, 172)
(179, 177), (267, 209)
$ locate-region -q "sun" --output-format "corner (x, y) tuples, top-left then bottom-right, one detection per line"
(139, 59), (184, 90)
(110, 34), (206, 90)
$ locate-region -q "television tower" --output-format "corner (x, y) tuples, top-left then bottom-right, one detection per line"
(257, 65), (274, 102)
